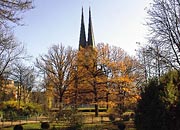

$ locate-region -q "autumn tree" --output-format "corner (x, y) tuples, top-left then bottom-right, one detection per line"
(74, 43), (140, 116)
(105, 45), (140, 113)
(76, 46), (109, 117)
(96, 43), (112, 109)
(63, 50), (87, 107)
(36, 44), (76, 110)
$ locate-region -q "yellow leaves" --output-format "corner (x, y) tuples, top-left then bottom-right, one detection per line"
(119, 76), (132, 83)
(118, 61), (126, 72)
(123, 94), (141, 106)
(122, 87), (130, 93)
(91, 101), (117, 108)
(62, 43), (140, 110)
(107, 101), (117, 107)
(135, 95), (141, 100)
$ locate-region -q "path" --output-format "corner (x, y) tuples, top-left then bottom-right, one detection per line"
(0, 120), (39, 128)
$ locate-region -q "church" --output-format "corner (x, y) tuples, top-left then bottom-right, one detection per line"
(46, 7), (97, 109)
(46, 7), (108, 113)
(79, 7), (95, 49)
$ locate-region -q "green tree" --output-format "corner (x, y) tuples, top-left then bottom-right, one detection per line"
(135, 70), (180, 130)
(160, 70), (180, 129)
(135, 78), (166, 130)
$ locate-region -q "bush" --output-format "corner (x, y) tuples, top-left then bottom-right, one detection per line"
(41, 122), (50, 130)
(122, 115), (130, 121)
(67, 124), (81, 130)
(135, 72), (180, 130)
(121, 111), (134, 121)
(116, 121), (126, 130)
(0, 101), (42, 119)
(51, 125), (57, 130)
(14, 125), (23, 130)
(109, 114), (116, 122)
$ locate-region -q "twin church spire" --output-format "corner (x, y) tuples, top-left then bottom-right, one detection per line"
(79, 7), (95, 50)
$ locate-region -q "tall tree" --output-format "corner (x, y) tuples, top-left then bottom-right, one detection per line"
(146, 0), (180, 70)
(107, 45), (140, 113)
(75, 46), (107, 117)
(96, 43), (112, 109)
(136, 43), (168, 85)
(36, 44), (76, 110)
(0, 30), (25, 77)
(0, 28), (28, 104)
(11, 62), (35, 103)
(75, 43), (140, 116)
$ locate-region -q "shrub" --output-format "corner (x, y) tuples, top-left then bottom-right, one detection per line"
(14, 125), (23, 130)
(58, 107), (82, 129)
(51, 125), (57, 130)
(1, 101), (42, 119)
(67, 124), (81, 130)
(122, 115), (130, 121)
(116, 121), (126, 130)
(121, 111), (134, 121)
(41, 122), (50, 130)
(109, 114), (115, 122)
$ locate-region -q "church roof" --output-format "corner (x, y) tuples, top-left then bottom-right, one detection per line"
(79, 7), (95, 50)
(87, 7), (95, 47)
(79, 7), (87, 49)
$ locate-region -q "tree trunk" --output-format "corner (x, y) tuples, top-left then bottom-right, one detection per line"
(59, 96), (63, 111)
(106, 92), (109, 110)
(95, 104), (99, 117)
(94, 84), (99, 117)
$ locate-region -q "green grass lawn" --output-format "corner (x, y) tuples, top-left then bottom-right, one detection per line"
(0, 111), (136, 130)
(1, 122), (136, 130)
(1, 123), (41, 130)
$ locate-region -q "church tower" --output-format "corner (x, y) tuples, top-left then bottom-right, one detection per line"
(79, 7), (95, 50)
(87, 7), (95, 47)
(79, 7), (86, 49)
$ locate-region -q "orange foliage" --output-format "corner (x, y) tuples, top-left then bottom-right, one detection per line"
(64, 43), (140, 111)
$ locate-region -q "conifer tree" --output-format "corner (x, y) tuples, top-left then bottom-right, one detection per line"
(135, 70), (180, 130)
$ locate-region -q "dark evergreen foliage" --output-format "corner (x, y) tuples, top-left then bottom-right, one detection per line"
(135, 71), (180, 130)
(117, 121), (126, 130)
(41, 122), (50, 130)
(14, 125), (23, 130)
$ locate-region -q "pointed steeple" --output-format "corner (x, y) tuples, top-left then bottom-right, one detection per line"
(79, 7), (87, 50)
(87, 7), (95, 48)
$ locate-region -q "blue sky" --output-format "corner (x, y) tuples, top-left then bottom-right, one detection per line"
(14, 0), (152, 59)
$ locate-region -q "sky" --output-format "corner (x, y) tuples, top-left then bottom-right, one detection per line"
(14, 0), (152, 59)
